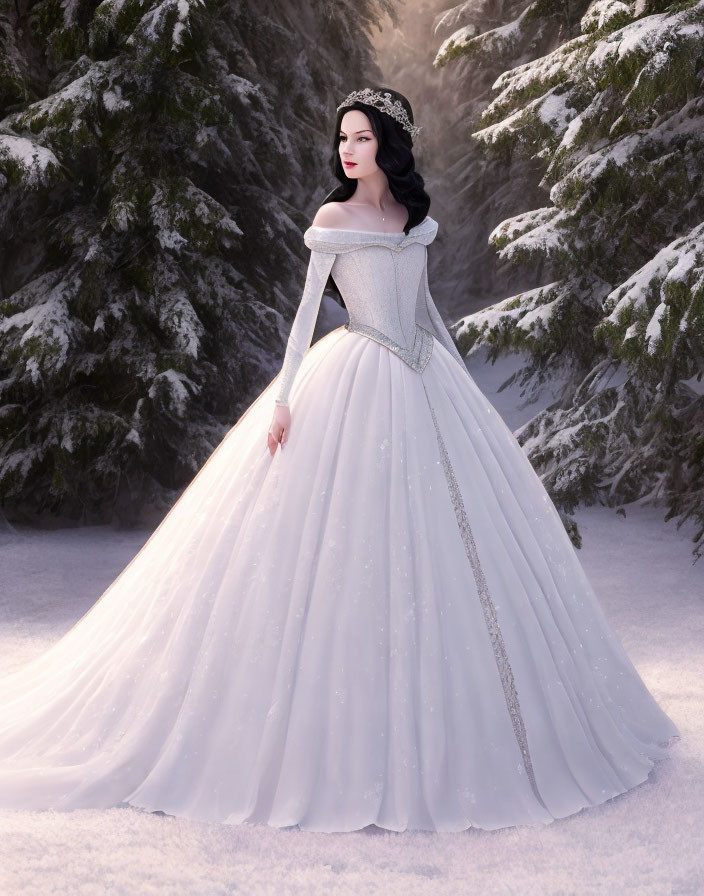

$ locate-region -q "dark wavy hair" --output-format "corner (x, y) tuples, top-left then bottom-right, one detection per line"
(318, 86), (431, 309)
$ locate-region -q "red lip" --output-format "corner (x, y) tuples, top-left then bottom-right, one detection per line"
(343, 161), (357, 167)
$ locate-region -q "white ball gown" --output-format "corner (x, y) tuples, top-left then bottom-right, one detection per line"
(0, 216), (679, 833)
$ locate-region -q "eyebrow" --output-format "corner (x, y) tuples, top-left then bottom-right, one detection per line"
(339, 129), (373, 134)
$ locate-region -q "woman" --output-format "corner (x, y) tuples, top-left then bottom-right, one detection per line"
(0, 87), (679, 833)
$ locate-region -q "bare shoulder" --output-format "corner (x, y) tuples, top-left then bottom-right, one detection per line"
(310, 202), (355, 230)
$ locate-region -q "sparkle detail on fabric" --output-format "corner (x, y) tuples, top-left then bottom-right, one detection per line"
(344, 321), (434, 372)
(273, 217), (468, 406)
(420, 377), (550, 813)
(336, 88), (422, 139)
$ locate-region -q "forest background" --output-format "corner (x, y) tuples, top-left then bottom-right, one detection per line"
(0, 0), (702, 559)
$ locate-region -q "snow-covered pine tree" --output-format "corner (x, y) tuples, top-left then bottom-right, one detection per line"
(444, 0), (704, 558)
(0, 0), (387, 526)
(429, 0), (593, 310)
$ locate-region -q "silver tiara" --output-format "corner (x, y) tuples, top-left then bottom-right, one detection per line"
(336, 88), (422, 139)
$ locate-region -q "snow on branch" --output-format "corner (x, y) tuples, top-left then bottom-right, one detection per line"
(488, 206), (569, 264)
(0, 135), (62, 188)
(602, 221), (704, 355)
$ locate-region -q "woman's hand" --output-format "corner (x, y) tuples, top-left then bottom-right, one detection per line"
(267, 404), (291, 456)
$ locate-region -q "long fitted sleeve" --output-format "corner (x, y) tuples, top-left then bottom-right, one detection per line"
(415, 252), (467, 373)
(274, 248), (337, 406)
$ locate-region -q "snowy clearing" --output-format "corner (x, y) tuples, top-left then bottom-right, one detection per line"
(0, 501), (701, 894)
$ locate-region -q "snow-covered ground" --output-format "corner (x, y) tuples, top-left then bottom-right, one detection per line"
(0, 365), (702, 895)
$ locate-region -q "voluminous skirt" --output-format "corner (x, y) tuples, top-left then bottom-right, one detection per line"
(0, 325), (679, 832)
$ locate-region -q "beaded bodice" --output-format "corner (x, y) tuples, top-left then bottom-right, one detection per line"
(274, 216), (466, 406)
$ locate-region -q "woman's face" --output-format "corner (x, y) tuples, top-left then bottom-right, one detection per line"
(338, 110), (378, 179)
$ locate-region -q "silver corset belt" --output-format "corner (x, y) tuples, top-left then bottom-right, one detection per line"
(344, 320), (434, 372)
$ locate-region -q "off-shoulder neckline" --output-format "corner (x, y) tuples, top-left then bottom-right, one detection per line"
(306, 215), (434, 237)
